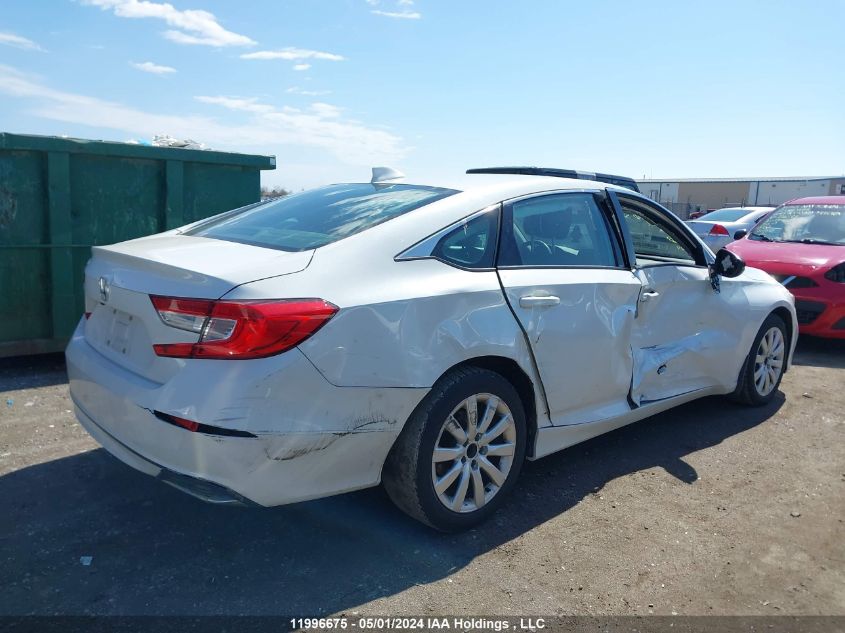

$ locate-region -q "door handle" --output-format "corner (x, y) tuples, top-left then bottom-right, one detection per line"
(640, 289), (660, 302)
(519, 295), (561, 308)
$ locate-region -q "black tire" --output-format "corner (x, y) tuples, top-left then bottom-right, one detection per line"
(382, 366), (527, 532)
(731, 313), (788, 406)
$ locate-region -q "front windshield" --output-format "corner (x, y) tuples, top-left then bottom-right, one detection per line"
(750, 204), (845, 245)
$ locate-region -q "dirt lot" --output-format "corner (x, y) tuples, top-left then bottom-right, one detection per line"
(1, 338), (843, 617)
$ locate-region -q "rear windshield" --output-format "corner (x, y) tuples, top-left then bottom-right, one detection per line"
(699, 209), (748, 222)
(185, 183), (458, 251)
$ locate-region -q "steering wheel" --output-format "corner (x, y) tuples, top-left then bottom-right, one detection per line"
(525, 239), (553, 257)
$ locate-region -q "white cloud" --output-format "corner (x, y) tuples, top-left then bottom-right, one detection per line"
(286, 86), (332, 96)
(0, 64), (407, 165)
(241, 47), (345, 62)
(0, 31), (45, 51)
(131, 61), (177, 74)
(310, 102), (342, 118)
(293, 63), (311, 71)
(371, 9), (421, 19)
(193, 94), (406, 163)
(81, 0), (255, 47)
(195, 95), (273, 113)
(397, 0), (415, 5)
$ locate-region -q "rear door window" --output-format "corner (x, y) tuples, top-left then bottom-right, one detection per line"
(186, 183), (458, 251)
(499, 193), (621, 267)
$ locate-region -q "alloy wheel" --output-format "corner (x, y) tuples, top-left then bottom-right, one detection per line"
(753, 326), (785, 397)
(430, 393), (516, 513)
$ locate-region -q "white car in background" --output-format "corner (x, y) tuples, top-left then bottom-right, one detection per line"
(66, 167), (797, 531)
(686, 206), (774, 252)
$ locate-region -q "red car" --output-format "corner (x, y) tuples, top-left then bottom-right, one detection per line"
(726, 196), (845, 339)
(688, 208), (716, 220)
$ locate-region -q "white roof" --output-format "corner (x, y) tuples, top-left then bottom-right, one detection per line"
(409, 173), (617, 199)
(324, 173), (624, 258)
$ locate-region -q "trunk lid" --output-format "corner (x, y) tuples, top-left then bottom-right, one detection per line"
(687, 220), (739, 237)
(82, 234), (313, 383)
(89, 234), (313, 298)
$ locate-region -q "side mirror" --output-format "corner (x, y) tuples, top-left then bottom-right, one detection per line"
(733, 229), (748, 240)
(713, 248), (746, 278)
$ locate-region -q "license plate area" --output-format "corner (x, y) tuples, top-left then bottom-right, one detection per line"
(103, 306), (135, 356)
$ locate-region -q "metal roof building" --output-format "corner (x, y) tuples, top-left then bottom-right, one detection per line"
(636, 176), (845, 218)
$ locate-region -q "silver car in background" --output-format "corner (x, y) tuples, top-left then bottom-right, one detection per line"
(686, 206), (774, 252)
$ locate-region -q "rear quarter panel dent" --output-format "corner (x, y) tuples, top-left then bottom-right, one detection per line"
(299, 288), (533, 389)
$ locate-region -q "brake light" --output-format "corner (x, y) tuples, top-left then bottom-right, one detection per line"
(150, 296), (338, 359)
(158, 412), (199, 432)
(709, 224), (730, 236)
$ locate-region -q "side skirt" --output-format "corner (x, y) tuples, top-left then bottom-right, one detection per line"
(529, 387), (719, 460)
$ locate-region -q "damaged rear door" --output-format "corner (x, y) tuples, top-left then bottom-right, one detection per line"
(609, 192), (742, 405)
(496, 191), (641, 426)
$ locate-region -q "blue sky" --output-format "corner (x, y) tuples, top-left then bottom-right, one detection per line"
(1, 0), (843, 189)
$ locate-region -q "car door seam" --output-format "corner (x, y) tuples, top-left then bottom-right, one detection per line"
(493, 268), (553, 424)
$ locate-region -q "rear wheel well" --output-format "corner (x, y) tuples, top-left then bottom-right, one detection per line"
(449, 356), (539, 457)
(770, 307), (794, 371)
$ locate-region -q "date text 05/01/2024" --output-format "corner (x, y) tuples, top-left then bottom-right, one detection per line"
(290, 617), (547, 631)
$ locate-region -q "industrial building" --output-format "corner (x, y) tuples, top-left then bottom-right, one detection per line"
(637, 176), (845, 219)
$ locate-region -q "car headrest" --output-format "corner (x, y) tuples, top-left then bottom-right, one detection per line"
(523, 211), (571, 239)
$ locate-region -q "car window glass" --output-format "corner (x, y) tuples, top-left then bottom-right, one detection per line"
(701, 209), (748, 222)
(186, 183), (458, 251)
(432, 211), (497, 268)
(500, 193), (618, 267)
(621, 202), (697, 265)
(752, 204), (845, 244)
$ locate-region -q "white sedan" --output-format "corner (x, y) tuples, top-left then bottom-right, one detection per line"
(686, 206), (774, 251)
(66, 168), (797, 531)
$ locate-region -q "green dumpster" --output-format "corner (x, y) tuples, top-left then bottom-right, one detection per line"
(0, 133), (276, 357)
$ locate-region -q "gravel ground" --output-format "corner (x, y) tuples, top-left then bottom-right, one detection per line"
(0, 338), (843, 617)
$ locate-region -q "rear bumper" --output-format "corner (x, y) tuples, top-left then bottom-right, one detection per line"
(66, 322), (426, 506)
(73, 403), (255, 506)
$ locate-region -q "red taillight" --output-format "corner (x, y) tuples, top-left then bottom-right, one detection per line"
(150, 296), (338, 360)
(164, 414), (199, 432)
(709, 224), (730, 236)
